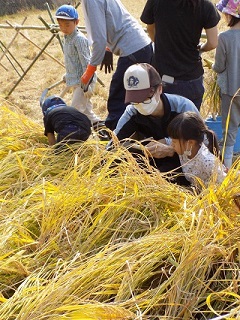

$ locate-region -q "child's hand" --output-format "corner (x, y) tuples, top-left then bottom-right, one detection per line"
(83, 75), (96, 99)
(81, 65), (97, 91)
(84, 86), (93, 99)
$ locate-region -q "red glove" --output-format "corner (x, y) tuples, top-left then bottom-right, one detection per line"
(81, 64), (97, 92)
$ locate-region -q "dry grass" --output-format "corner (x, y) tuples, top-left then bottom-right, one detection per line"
(0, 102), (239, 319)
(0, 3), (240, 320)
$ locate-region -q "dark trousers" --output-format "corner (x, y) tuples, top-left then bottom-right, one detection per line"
(57, 124), (89, 143)
(105, 43), (153, 130)
(163, 76), (204, 110)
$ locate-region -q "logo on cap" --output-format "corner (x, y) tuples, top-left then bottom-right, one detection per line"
(126, 76), (139, 89)
(56, 11), (72, 18)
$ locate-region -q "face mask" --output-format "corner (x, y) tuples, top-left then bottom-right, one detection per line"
(133, 93), (160, 115)
(179, 141), (192, 162)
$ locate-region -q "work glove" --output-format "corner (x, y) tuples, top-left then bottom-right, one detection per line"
(83, 73), (97, 99)
(83, 85), (93, 99)
(100, 48), (113, 74)
(81, 64), (97, 92)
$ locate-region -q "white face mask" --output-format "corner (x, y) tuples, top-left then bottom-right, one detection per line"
(133, 93), (160, 115)
(179, 141), (192, 162)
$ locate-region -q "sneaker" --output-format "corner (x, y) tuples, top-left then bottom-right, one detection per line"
(92, 121), (106, 131)
(92, 121), (111, 141)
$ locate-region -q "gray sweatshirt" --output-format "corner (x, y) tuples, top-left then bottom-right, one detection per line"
(82, 0), (151, 66)
(213, 29), (240, 96)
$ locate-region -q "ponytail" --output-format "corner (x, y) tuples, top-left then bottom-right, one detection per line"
(204, 129), (220, 156)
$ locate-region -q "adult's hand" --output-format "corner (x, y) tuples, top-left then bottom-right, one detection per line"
(145, 141), (175, 158)
(100, 49), (113, 74)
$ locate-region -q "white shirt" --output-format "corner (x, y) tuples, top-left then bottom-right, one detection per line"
(179, 143), (226, 187)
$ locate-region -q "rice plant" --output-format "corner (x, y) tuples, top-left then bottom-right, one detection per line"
(0, 103), (239, 320)
(202, 58), (221, 120)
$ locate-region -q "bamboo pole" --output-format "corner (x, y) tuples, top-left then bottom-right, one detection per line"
(0, 24), (86, 33)
(75, 1), (81, 9)
(0, 23), (86, 33)
(0, 17), (27, 63)
(1, 14), (105, 92)
(45, 2), (63, 52)
(6, 20), (65, 68)
(5, 33), (56, 98)
(0, 61), (8, 71)
(0, 24), (46, 30)
(0, 42), (22, 76)
(0, 40), (24, 73)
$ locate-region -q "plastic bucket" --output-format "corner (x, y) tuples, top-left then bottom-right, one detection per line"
(205, 116), (240, 153)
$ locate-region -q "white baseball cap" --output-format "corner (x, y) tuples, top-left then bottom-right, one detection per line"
(124, 63), (162, 103)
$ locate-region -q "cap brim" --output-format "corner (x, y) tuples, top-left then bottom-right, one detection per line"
(125, 88), (152, 104)
(55, 15), (75, 20)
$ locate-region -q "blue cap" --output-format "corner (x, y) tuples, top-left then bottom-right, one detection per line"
(55, 5), (79, 20)
(42, 96), (66, 115)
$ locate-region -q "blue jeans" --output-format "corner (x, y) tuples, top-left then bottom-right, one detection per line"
(162, 76), (204, 110)
(57, 124), (89, 143)
(105, 43), (153, 130)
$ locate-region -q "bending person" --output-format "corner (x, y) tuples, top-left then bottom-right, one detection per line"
(41, 96), (91, 146)
(110, 63), (200, 185)
(167, 111), (226, 189)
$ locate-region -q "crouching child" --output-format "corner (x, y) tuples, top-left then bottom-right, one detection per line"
(41, 95), (91, 146)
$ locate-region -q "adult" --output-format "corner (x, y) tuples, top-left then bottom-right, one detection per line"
(213, 0), (240, 169)
(140, 0), (221, 110)
(80, 0), (153, 130)
(111, 63), (200, 185)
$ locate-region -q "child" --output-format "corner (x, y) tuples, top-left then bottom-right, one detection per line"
(167, 112), (226, 188)
(41, 95), (91, 146)
(55, 4), (102, 126)
(212, 0), (240, 169)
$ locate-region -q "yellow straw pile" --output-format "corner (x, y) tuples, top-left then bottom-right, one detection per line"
(0, 103), (239, 319)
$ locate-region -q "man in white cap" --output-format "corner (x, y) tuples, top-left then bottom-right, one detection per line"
(112, 63), (200, 184)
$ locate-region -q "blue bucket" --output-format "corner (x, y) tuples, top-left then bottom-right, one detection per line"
(205, 116), (240, 153)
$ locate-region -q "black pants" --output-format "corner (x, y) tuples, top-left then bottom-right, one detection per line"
(57, 124), (89, 143)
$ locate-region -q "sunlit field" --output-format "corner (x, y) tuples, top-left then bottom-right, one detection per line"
(0, 2), (240, 319)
